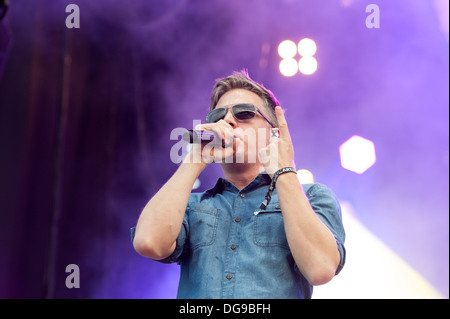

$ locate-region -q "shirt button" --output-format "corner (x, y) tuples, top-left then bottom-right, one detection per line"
(240, 193), (245, 198)
(230, 244), (237, 250)
(226, 274), (232, 280)
(234, 217), (241, 223)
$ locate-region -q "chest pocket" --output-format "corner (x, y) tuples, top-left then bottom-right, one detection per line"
(253, 203), (289, 250)
(188, 203), (220, 251)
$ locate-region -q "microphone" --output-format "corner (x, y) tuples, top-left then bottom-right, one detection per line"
(182, 130), (216, 143)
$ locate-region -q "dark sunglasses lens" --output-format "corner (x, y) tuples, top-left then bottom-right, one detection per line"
(232, 104), (256, 120)
(206, 108), (227, 123)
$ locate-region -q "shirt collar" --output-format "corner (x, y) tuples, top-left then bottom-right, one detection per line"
(201, 172), (272, 199)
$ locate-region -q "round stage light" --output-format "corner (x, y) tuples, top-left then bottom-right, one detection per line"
(297, 169), (314, 184)
(298, 38), (317, 57)
(279, 58), (298, 77)
(298, 56), (318, 75)
(339, 135), (376, 174)
(278, 40), (297, 59)
(192, 178), (201, 190)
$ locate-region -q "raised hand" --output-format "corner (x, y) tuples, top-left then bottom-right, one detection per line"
(259, 106), (295, 177)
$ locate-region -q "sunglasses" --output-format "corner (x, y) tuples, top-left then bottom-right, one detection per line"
(206, 103), (275, 127)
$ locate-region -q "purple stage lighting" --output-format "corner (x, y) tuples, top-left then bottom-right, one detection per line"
(297, 38), (317, 57)
(279, 58), (298, 77)
(278, 38), (318, 76)
(339, 135), (376, 174)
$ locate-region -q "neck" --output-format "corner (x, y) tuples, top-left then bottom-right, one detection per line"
(220, 162), (265, 190)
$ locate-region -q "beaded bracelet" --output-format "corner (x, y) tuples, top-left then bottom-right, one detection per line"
(254, 167), (297, 215)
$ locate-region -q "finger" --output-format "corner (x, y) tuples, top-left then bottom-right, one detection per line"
(275, 106), (292, 142)
(221, 122), (234, 147)
(198, 121), (233, 145)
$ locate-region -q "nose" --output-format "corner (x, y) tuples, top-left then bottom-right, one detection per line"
(222, 108), (237, 127)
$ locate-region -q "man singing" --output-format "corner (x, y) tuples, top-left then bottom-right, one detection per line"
(131, 70), (345, 298)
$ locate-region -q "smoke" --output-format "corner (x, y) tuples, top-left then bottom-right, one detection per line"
(5, 0), (447, 298)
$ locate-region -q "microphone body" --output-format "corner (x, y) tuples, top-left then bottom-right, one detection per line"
(183, 130), (216, 143)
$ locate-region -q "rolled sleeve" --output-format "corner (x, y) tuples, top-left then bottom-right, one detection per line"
(305, 183), (346, 275)
(130, 211), (190, 265)
(157, 214), (189, 264)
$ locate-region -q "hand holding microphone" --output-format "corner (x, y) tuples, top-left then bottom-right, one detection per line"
(183, 118), (235, 147)
(182, 130), (216, 143)
(182, 120), (235, 165)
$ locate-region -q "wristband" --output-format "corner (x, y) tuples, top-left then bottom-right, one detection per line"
(254, 167), (297, 215)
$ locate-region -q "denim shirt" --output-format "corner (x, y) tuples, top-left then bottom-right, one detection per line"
(131, 173), (345, 299)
